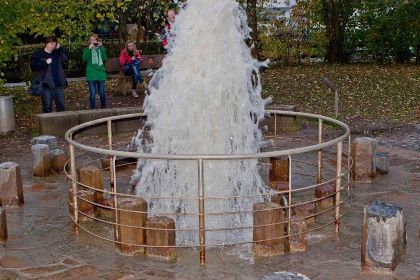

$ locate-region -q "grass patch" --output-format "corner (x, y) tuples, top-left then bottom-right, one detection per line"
(261, 64), (420, 123)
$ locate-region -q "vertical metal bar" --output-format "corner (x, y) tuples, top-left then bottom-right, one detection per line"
(335, 141), (343, 235)
(317, 119), (323, 184)
(274, 113), (277, 139)
(70, 144), (79, 234)
(107, 120), (114, 192)
(335, 90), (339, 117)
(287, 155), (292, 240)
(347, 135), (351, 195)
(112, 155), (119, 242)
(198, 159), (206, 265)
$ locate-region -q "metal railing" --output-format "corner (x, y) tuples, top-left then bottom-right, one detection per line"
(65, 110), (352, 265)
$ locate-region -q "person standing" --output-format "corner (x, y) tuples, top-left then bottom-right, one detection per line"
(30, 36), (69, 113)
(119, 40), (148, 97)
(160, 10), (176, 52)
(83, 34), (108, 109)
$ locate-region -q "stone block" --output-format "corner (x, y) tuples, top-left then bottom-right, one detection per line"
(112, 107), (145, 134)
(351, 137), (378, 183)
(294, 202), (316, 225)
(116, 197), (147, 256)
(261, 104), (300, 134)
(253, 202), (285, 257)
(258, 162), (271, 186)
(362, 202), (406, 274)
(270, 157), (289, 182)
(0, 162), (24, 206)
(287, 217), (307, 252)
(35, 111), (80, 138)
(261, 271), (311, 280)
(269, 181), (289, 206)
(50, 149), (68, 173)
(31, 144), (50, 177)
(69, 189), (96, 222)
(100, 157), (137, 172)
(314, 183), (336, 208)
(96, 198), (114, 221)
(146, 216), (176, 260)
(0, 207), (8, 244)
(375, 153), (389, 175)
(78, 165), (104, 204)
(76, 108), (115, 136)
(32, 135), (58, 149)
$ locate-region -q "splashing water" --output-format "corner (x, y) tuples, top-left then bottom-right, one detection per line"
(134, 0), (270, 246)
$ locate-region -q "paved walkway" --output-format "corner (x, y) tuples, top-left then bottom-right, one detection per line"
(0, 129), (419, 280)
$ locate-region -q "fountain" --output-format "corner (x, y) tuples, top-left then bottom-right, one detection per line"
(133, 0), (270, 246)
(65, 0), (352, 265)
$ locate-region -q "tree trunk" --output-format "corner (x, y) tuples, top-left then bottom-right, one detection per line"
(247, 0), (260, 58)
(321, 0), (354, 62)
(118, 11), (128, 44)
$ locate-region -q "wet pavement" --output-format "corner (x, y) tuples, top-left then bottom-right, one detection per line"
(0, 125), (419, 280)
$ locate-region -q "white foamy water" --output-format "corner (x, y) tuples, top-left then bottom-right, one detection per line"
(134, 0), (270, 246)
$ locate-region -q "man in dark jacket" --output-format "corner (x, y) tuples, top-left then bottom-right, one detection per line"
(30, 36), (69, 113)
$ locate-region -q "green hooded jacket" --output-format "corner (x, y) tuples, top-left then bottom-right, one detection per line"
(82, 46), (108, 81)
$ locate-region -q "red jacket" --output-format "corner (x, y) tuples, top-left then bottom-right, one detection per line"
(119, 49), (144, 66)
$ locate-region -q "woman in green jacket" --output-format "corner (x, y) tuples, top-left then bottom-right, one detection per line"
(83, 34), (108, 109)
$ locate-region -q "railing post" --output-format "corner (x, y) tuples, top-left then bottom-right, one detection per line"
(334, 90), (339, 117)
(112, 155), (119, 242)
(107, 120), (114, 192)
(347, 135), (351, 195)
(274, 113), (277, 139)
(335, 141), (342, 235)
(69, 143), (79, 234)
(197, 159), (206, 265)
(287, 155), (292, 237)
(317, 119), (323, 184)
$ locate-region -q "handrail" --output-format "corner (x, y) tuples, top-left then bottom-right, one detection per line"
(65, 110), (350, 160)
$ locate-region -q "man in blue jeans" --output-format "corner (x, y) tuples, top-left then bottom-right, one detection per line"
(30, 36), (69, 113)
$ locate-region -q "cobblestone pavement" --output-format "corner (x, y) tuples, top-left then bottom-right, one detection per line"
(0, 126), (419, 280)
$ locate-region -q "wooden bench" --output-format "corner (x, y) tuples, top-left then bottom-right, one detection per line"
(105, 54), (165, 95)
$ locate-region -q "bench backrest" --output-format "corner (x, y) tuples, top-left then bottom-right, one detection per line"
(105, 54), (165, 74)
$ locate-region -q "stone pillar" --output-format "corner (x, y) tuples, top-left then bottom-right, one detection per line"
(32, 144), (50, 177)
(261, 272), (311, 280)
(253, 202), (285, 257)
(351, 137), (378, 183)
(116, 197), (147, 256)
(362, 202), (406, 274)
(69, 189), (96, 222)
(0, 162), (24, 206)
(50, 149), (68, 173)
(32, 135), (58, 150)
(294, 202), (316, 225)
(314, 183), (335, 208)
(375, 153), (389, 175)
(269, 157), (289, 182)
(146, 216), (176, 260)
(287, 218), (307, 253)
(0, 207), (8, 244)
(78, 165), (104, 204)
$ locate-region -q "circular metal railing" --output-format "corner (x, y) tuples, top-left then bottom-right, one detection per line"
(65, 110), (352, 265)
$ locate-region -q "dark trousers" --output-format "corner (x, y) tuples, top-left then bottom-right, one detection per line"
(42, 87), (65, 113)
(87, 80), (106, 109)
(124, 64), (144, 90)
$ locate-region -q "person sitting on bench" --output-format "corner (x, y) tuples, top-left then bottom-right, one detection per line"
(119, 40), (148, 97)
